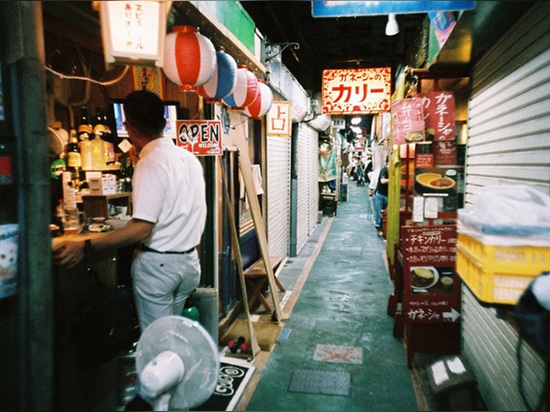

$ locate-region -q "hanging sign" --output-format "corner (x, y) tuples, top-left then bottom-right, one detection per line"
(322, 67), (391, 115)
(391, 97), (425, 145)
(418, 91), (455, 141)
(312, 2), (475, 17)
(401, 225), (461, 324)
(267, 102), (292, 137)
(176, 120), (222, 156)
(98, 1), (167, 67)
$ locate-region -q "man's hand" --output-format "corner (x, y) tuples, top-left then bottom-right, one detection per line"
(52, 239), (85, 268)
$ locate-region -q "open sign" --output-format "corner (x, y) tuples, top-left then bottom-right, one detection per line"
(176, 120), (222, 156)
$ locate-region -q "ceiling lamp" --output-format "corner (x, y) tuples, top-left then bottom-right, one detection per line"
(197, 47), (238, 103)
(385, 14), (399, 36)
(243, 80), (274, 119)
(223, 65), (259, 110)
(163, 26), (217, 91)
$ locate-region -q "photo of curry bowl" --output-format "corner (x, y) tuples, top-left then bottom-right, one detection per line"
(416, 173), (456, 190)
(410, 266), (439, 289)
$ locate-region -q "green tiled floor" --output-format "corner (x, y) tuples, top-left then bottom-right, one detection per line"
(246, 183), (420, 411)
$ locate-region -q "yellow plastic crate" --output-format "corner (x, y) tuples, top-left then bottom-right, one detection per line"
(456, 232), (550, 305)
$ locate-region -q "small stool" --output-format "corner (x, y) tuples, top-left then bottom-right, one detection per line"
(243, 256), (285, 312)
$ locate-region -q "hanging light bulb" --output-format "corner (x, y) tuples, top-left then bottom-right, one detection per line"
(385, 14), (399, 36)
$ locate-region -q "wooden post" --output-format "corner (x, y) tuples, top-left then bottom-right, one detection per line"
(234, 126), (283, 322)
(219, 157), (261, 359)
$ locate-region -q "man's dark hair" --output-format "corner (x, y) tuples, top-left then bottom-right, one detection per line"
(123, 90), (166, 136)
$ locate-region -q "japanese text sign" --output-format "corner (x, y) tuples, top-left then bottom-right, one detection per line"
(401, 225), (461, 324)
(100, 1), (166, 66)
(322, 67), (391, 115)
(176, 120), (222, 156)
(391, 97), (425, 145)
(418, 91), (456, 141)
(267, 102), (292, 137)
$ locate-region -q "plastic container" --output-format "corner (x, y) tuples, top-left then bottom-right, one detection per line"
(457, 231), (550, 304)
(91, 132), (105, 170)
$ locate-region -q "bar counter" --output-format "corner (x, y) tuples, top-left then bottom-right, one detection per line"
(53, 228), (135, 410)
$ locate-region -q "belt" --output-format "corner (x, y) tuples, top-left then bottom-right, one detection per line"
(139, 244), (195, 254)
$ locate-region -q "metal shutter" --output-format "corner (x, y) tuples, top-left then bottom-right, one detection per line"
(296, 123), (319, 253)
(267, 135), (291, 257)
(464, 3), (550, 410)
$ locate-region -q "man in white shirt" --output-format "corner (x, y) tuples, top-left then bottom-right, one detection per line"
(53, 90), (207, 333)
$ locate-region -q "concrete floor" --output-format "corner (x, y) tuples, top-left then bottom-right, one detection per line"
(236, 182), (431, 411)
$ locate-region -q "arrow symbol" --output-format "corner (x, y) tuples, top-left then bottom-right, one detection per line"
(443, 308), (461, 322)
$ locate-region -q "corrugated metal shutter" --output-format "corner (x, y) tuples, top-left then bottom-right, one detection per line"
(296, 123), (319, 253)
(464, 3), (550, 410)
(267, 135), (291, 257)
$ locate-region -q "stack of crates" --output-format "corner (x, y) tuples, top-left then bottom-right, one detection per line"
(457, 229), (550, 305)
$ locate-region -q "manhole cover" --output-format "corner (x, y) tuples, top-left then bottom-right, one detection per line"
(288, 369), (351, 396)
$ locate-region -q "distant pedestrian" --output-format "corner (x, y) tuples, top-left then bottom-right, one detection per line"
(373, 158), (389, 236)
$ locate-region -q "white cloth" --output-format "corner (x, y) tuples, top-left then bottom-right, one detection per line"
(132, 138), (206, 252)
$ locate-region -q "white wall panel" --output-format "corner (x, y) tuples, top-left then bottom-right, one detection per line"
(296, 123), (319, 253)
(267, 136), (291, 257)
(464, 2), (550, 410)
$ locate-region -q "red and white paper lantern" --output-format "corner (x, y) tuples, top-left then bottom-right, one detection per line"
(223, 65), (259, 110)
(197, 47), (238, 103)
(243, 80), (273, 119)
(163, 26), (216, 91)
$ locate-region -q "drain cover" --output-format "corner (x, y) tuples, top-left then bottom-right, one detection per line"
(288, 369), (351, 396)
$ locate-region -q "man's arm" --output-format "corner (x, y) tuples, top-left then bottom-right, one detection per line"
(52, 219), (153, 268)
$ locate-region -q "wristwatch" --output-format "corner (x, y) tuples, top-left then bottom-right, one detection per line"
(83, 238), (95, 258)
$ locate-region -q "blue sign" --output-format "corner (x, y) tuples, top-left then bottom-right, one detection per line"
(312, 1), (475, 17)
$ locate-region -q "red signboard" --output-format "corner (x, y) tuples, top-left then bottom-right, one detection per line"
(321, 67), (391, 115)
(401, 225), (461, 324)
(391, 97), (425, 145)
(417, 91), (455, 141)
(176, 120), (222, 156)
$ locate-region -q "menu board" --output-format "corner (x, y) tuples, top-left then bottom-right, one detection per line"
(401, 225), (461, 324)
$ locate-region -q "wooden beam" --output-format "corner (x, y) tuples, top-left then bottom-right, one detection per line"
(235, 125), (282, 322)
(219, 157), (261, 359)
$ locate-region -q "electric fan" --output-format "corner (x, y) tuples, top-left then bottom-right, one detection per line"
(134, 316), (219, 411)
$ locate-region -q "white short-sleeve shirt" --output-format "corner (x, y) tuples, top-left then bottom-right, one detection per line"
(131, 138), (206, 252)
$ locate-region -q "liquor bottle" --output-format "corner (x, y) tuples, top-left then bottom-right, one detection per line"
(66, 129), (81, 172)
(101, 108), (115, 164)
(80, 135), (93, 171)
(77, 107), (92, 142)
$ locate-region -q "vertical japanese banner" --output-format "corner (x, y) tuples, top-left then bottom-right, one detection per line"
(267, 102), (292, 137)
(321, 67), (391, 115)
(391, 97), (425, 145)
(417, 91), (455, 141)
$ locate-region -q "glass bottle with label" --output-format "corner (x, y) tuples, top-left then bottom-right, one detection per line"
(66, 129), (81, 168)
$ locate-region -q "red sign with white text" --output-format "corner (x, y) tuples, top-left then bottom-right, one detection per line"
(322, 67), (391, 115)
(417, 91), (456, 141)
(176, 120), (222, 156)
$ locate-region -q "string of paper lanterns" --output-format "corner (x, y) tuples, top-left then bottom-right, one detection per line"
(196, 47), (238, 103)
(162, 25), (273, 118)
(163, 26), (216, 91)
(243, 79), (273, 119)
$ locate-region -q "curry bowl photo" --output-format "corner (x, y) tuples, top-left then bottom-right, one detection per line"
(416, 173), (456, 190)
